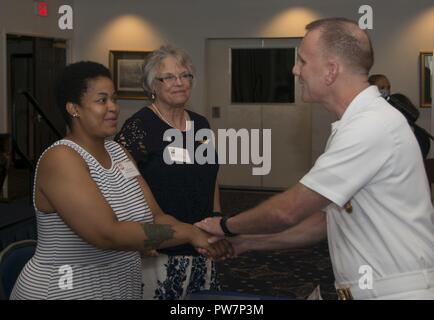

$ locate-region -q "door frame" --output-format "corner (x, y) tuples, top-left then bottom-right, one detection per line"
(10, 53), (33, 165)
(1, 30), (71, 134)
(206, 37), (310, 190)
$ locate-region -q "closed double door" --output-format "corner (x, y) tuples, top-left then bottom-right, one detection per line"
(206, 38), (312, 189)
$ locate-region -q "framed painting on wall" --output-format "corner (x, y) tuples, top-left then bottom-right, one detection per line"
(420, 51), (432, 108)
(109, 50), (151, 100)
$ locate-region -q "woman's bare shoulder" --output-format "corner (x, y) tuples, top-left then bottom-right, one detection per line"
(38, 144), (87, 174)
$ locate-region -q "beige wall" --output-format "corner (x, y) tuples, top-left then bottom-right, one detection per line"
(72, 0), (434, 159)
(1, 0), (433, 159)
(0, 0), (74, 133)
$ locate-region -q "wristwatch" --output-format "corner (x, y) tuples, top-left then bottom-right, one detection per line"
(220, 216), (238, 237)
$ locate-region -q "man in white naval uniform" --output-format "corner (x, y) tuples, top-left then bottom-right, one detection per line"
(195, 18), (434, 299)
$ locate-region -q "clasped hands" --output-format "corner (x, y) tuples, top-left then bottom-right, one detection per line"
(190, 220), (234, 260)
(142, 217), (243, 260)
(194, 217), (246, 259)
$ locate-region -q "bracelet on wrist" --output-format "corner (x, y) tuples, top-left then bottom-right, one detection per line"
(220, 216), (238, 237)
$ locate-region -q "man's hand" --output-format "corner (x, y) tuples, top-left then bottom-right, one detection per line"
(190, 225), (234, 259)
(141, 249), (159, 257)
(201, 236), (250, 258)
(199, 238), (235, 260)
(194, 217), (225, 237)
(226, 236), (251, 257)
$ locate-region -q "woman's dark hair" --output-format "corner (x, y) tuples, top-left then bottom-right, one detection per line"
(56, 61), (112, 127)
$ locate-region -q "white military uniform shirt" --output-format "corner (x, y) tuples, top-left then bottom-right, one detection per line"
(300, 86), (434, 298)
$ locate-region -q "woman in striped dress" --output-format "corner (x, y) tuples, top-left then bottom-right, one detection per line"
(10, 61), (231, 300)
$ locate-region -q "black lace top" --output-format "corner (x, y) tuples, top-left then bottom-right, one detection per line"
(115, 107), (219, 256)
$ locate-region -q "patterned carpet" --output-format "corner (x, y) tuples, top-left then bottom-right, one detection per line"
(217, 189), (338, 300)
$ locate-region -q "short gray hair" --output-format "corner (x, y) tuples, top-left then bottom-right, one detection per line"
(306, 17), (374, 75)
(142, 45), (195, 94)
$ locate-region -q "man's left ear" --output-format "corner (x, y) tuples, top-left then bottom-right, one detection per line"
(325, 60), (339, 85)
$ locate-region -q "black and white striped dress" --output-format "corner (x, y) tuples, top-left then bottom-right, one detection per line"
(11, 139), (153, 300)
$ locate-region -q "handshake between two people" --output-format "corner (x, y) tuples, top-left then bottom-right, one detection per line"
(142, 217), (246, 261)
(193, 216), (247, 260)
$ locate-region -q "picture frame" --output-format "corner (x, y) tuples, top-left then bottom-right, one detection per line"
(420, 51), (432, 108)
(109, 50), (151, 100)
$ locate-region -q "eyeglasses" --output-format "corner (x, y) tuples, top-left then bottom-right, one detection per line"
(155, 72), (194, 86)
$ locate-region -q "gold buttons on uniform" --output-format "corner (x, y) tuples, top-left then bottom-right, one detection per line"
(344, 201), (353, 214)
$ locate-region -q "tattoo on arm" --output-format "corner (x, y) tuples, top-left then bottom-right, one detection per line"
(141, 223), (175, 251)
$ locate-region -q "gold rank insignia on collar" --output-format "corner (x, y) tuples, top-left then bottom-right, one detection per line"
(344, 201), (353, 214)
(336, 287), (353, 300)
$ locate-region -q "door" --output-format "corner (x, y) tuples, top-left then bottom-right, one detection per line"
(6, 35), (67, 200)
(10, 54), (33, 165)
(206, 38), (312, 190)
(33, 38), (67, 160)
(7, 36), (67, 163)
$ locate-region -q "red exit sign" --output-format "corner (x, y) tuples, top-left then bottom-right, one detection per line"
(35, 1), (48, 17)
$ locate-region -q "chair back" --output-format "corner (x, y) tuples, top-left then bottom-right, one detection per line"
(0, 239), (36, 300)
(0, 133), (11, 194)
(424, 158), (434, 186)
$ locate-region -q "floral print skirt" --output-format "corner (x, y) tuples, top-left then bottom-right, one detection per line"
(141, 254), (220, 300)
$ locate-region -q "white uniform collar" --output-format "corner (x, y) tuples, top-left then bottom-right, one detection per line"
(330, 85), (382, 132)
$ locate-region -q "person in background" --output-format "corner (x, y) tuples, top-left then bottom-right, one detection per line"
(115, 45), (223, 299)
(11, 61), (231, 300)
(368, 74), (391, 98)
(369, 74), (431, 158)
(388, 93), (431, 158)
(196, 18), (434, 300)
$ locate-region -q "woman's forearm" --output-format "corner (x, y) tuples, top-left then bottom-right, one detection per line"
(100, 219), (193, 252)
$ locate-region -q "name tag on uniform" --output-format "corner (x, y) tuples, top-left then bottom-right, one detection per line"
(167, 146), (192, 164)
(117, 160), (140, 179)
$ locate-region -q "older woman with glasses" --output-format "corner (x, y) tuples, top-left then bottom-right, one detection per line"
(115, 45), (224, 300)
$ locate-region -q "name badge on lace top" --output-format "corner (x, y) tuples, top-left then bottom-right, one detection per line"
(167, 146), (192, 164)
(117, 160), (140, 179)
